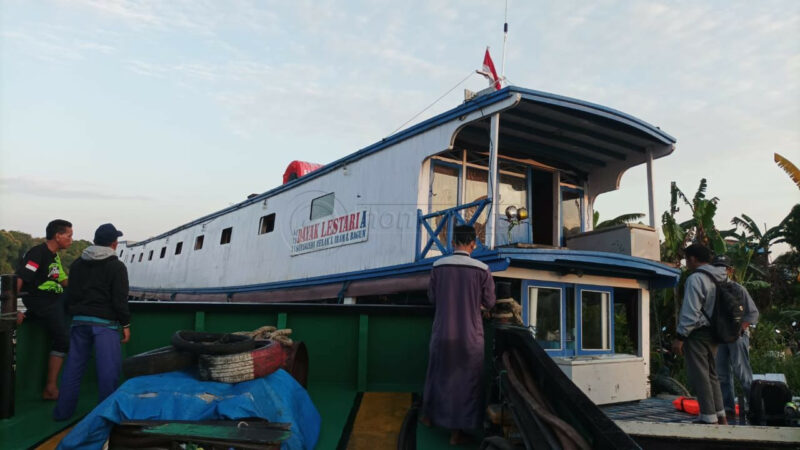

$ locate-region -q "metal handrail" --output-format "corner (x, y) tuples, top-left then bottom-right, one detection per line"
(416, 198), (491, 260)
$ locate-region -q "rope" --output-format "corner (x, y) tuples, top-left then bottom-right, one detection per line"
(234, 325), (293, 346)
(388, 70), (477, 136)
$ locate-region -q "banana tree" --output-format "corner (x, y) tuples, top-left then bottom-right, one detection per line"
(730, 213), (786, 266)
(592, 211), (645, 230)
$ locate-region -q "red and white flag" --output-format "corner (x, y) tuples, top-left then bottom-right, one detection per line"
(24, 260), (39, 272)
(481, 48), (502, 90)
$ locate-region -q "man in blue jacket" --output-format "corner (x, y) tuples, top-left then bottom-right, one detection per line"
(54, 223), (130, 421)
(712, 255), (759, 422)
(671, 244), (728, 424)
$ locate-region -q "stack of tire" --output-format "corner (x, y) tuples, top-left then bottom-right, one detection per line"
(122, 330), (308, 387)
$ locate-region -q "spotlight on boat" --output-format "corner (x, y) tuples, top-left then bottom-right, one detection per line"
(518, 207), (529, 221)
(505, 206), (518, 220)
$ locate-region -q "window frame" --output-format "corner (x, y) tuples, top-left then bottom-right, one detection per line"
(428, 159), (462, 213)
(310, 193), (335, 221)
(259, 213), (276, 235)
(220, 227), (233, 245)
(575, 284), (615, 356)
(522, 280), (569, 357)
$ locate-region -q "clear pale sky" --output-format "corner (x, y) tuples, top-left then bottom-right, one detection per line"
(1, 1), (798, 254)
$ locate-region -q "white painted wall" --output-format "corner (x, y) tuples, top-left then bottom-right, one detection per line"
(119, 95), (522, 290)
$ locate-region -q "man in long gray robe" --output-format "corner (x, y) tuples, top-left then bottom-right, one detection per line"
(422, 225), (496, 444)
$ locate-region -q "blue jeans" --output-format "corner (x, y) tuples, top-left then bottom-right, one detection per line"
(53, 325), (122, 421)
(716, 333), (753, 414)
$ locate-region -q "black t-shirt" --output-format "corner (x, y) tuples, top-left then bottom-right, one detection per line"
(15, 242), (66, 303)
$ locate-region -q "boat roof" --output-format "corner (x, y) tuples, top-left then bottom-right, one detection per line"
(129, 86), (675, 247)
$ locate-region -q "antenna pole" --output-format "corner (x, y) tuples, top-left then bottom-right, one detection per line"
(501, 0), (509, 83)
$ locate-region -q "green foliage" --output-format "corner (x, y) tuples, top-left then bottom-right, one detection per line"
(0, 230), (91, 275)
(652, 178), (800, 395)
(593, 212), (646, 230)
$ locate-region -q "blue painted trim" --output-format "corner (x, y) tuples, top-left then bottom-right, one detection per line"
(522, 280), (569, 356)
(131, 253), (511, 295)
(497, 248), (680, 288)
(575, 284), (615, 356)
(126, 86), (674, 249)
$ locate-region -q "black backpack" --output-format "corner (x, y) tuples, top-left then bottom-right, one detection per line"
(697, 270), (746, 343)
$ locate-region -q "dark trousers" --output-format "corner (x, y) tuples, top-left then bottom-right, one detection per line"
(23, 295), (70, 356)
(53, 325), (121, 420)
(685, 327), (725, 423)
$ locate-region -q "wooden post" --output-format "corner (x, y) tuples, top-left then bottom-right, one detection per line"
(486, 113), (500, 249)
(0, 274), (19, 419)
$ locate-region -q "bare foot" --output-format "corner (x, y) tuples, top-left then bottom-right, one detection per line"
(449, 430), (474, 445)
(419, 416), (432, 427)
(42, 386), (59, 400)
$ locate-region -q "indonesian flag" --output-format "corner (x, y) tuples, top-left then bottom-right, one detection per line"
(481, 48), (502, 90)
(25, 260), (39, 272)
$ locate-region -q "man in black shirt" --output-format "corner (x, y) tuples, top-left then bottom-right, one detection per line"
(15, 219), (73, 400)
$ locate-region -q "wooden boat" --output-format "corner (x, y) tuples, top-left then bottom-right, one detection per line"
(116, 85), (682, 407)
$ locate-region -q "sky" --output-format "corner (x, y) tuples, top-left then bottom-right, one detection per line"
(1, 0), (798, 255)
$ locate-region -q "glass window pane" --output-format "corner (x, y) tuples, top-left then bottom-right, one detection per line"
(529, 286), (561, 350)
(497, 173), (528, 245)
(581, 290), (610, 350)
(431, 164), (459, 211)
(561, 189), (582, 240)
(310, 193), (335, 221)
(465, 168), (488, 242)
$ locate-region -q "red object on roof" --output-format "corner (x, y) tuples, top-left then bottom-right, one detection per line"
(283, 161), (322, 184)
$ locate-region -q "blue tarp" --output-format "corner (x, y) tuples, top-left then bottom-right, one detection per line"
(58, 369), (320, 450)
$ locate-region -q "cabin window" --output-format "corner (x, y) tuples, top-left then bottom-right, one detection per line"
(195, 235), (204, 250)
(138, 253), (143, 262)
(560, 186), (584, 245)
(576, 285), (614, 355)
(160, 247), (166, 258)
(175, 242), (183, 255)
(130, 254), (134, 263)
(148, 250), (153, 261)
(310, 193), (335, 220)
(119, 250), (124, 257)
(220, 227), (233, 245)
(259, 214), (276, 234)
(523, 281), (615, 356)
(525, 283), (564, 351)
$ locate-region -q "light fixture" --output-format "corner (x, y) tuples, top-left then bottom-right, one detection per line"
(505, 205), (518, 220)
(518, 208), (529, 221)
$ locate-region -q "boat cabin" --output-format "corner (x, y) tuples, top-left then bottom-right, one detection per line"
(117, 86), (680, 405)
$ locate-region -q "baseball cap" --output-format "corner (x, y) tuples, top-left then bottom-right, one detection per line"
(94, 223), (123, 246)
(712, 255), (732, 268)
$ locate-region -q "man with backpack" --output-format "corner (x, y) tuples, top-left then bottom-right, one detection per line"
(712, 255), (759, 422)
(671, 244), (729, 424)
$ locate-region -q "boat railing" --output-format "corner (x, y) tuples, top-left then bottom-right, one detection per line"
(415, 198), (491, 260)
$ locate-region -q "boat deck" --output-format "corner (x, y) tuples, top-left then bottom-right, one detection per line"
(601, 397), (697, 424)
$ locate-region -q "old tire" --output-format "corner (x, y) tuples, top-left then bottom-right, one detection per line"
(122, 345), (196, 378)
(650, 374), (691, 397)
(198, 340), (286, 383)
(171, 330), (255, 355)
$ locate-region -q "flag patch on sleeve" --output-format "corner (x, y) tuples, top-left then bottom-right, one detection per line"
(25, 261), (39, 272)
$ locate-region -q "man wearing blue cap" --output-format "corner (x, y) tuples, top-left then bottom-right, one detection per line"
(54, 223), (130, 421)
